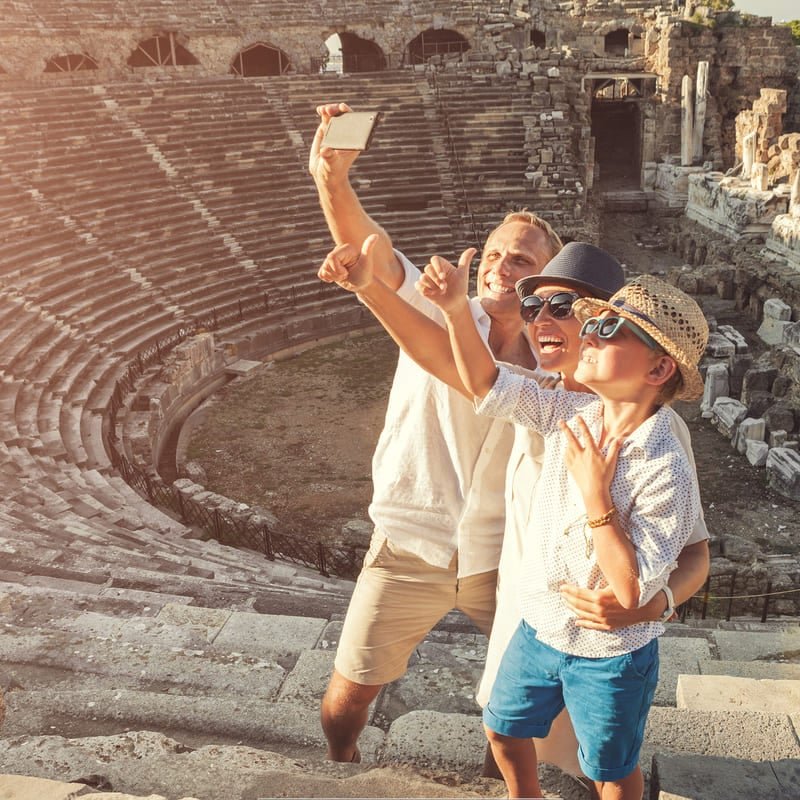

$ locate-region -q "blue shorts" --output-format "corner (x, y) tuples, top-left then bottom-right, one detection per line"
(483, 620), (658, 782)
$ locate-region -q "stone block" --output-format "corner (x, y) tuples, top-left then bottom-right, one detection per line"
(744, 389), (774, 420)
(763, 297), (792, 321)
(758, 319), (793, 345)
(746, 440), (769, 466)
(766, 447), (800, 500)
(655, 637), (710, 707)
(741, 366), (778, 407)
(710, 397), (748, 439)
(758, 298), (794, 344)
(652, 752), (798, 800)
(381, 710), (484, 774)
(728, 352), (754, 396)
(212, 612), (326, 659)
(784, 321), (800, 346)
(705, 332), (735, 358)
(701, 364), (729, 414)
(713, 627), (800, 662)
(676, 674), (800, 713)
(770, 429), (788, 447)
(764, 403), (796, 434)
(717, 325), (748, 353)
(734, 417), (766, 453)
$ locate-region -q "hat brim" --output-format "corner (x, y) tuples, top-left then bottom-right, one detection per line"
(572, 297), (704, 401)
(516, 275), (615, 301)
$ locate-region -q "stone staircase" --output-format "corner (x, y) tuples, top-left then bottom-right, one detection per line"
(0, 557), (798, 799)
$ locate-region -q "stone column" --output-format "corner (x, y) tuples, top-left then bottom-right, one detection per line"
(692, 61), (708, 165)
(751, 163), (769, 192)
(742, 132), (756, 180)
(681, 74), (693, 167)
(791, 170), (800, 217)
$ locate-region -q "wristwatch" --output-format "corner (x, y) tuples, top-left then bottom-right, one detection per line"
(659, 585), (675, 623)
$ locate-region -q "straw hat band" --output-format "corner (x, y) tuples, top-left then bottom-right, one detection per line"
(609, 298), (659, 328)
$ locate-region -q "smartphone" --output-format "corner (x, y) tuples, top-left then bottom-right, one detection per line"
(321, 111), (382, 151)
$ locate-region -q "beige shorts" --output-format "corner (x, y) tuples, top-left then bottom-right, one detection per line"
(334, 530), (498, 686)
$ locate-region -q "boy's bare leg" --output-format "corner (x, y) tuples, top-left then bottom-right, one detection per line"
(594, 765), (643, 800)
(482, 741), (503, 779)
(321, 670), (383, 762)
(484, 726), (542, 798)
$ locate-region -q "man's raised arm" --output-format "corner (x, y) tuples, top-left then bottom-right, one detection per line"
(310, 103), (403, 290)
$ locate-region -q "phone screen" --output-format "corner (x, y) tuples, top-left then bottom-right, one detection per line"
(321, 111), (382, 151)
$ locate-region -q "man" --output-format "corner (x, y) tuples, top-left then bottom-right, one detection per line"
(309, 103), (709, 769)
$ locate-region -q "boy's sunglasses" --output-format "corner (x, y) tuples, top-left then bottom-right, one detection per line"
(519, 291), (580, 323)
(579, 315), (660, 350)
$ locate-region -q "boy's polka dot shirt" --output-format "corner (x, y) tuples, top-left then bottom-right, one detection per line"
(478, 365), (702, 658)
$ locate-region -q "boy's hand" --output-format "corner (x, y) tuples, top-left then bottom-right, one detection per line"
(415, 248), (476, 314)
(318, 234), (379, 293)
(559, 417), (622, 507)
(309, 102), (360, 184)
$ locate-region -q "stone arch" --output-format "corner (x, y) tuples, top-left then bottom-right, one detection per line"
(406, 28), (469, 65)
(530, 28), (546, 49)
(44, 53), (99, 73)
(335, 32), (385, 73)
(604, 28), (629, 56)
(128, 33), (199, 67)
(230, 42), (291, 76)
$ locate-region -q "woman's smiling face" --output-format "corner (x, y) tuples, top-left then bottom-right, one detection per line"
(526, 282), (586, 377)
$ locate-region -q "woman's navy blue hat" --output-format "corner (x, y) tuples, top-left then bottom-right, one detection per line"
(515, 241), (625, 301)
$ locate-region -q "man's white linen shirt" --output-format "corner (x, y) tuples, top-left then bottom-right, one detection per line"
(367, 252), (523, 578)
(477, 365), (702, 657)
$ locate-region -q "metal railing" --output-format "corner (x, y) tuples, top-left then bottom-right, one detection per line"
(101, 296), (798, 615)
(104, 291), (370, 581)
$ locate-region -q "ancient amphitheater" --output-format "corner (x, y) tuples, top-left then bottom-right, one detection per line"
(0, 1), (799, 798)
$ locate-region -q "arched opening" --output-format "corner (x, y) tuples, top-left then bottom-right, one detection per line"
(231, 43), (290, 76)
(336, 32), (385, 73)
(44, 53), (99, 73)
(604, 28), (629, 57)
(406, 29), (469, 65)
(128, 33), (199, 67)
(530, 29), (546, 49)
(320, 34), (343, 73)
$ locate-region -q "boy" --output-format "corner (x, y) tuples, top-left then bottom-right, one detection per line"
(417, 263), (708, 800)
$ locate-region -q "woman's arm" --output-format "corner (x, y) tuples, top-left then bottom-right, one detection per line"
(559, 533), (710, 627)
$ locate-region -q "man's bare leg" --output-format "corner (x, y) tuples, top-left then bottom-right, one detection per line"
(321, 669), (383, 762)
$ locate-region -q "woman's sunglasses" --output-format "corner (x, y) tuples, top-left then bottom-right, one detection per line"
(519, 291), (580, 323)
(579, 315), (660, 350)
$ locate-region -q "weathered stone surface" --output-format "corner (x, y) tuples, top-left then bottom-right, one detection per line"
(212, 612), (326, 658)
(766, 447), (800, 500)
(710, 397), (748, 439)
(676, 674), (800, 714)
(701, 363), (729, 414)
(758, 298), (794, 345)
(712, 628), (800, 662)
(734, 417), (765, 454)
(654, 637), (710, 708)
(652, 752), (798, 800)
(706, 332), (735, 358)
(764, 403), (796, 435)
(745, 440), (769, 466)
(381, 711), (484, 775)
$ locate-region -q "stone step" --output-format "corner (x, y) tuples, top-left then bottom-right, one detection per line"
(0, 732), (505, 800)
(651, 751), (799, 800)
(640, 707), (800, 768)
(676, 674), (800, 713)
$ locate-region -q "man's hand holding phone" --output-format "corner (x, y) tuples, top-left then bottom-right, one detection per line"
(309, 103), (380, 186)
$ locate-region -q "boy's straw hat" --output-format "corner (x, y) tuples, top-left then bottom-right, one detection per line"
(572, 275), (709, 401)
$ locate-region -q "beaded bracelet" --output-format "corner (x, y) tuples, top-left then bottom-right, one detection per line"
(586, 506), (617, 529)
